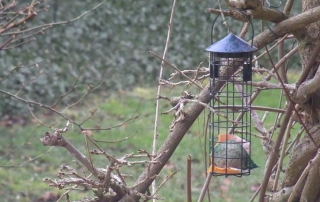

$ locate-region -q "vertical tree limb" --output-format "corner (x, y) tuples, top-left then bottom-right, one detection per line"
(288, 149), (320, 202)
(187, 155), (192, 202)
(300, 161), (320, 202)
(151, 0), (177, 199)
(282, 125), (320, 187)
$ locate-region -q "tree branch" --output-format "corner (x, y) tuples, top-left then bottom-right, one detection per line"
(252, 6), (320, 49)
(209, 7), (288, 23)
(40, 131), (99, 176)
(300, 161), (320, 202)
(288, 148), (320, 202)
(120, 58), (248, 201)
(283, 125), (320, 187)
(119, 83), (212, 202)
(294, 67), (320, 103)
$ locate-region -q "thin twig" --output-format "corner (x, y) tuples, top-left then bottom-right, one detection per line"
(151, 0), (177, 200)
(82, 113), (144, 131)
(151, 169), (180, 198)
(92, 133), (136, 143)
(0, 34), (14, 50)
(56, 188), (73, 202)
(0, 60), (44, 83)
(27, 104), (51, 128)
(150, 51), (203, 89)
(266, 47), (316, 146)
(15, 70), (43, 96)
(83, 131), (95, 177)
(2, 0), (107, 36)
(273, 117), (294, 191)
(4, 36), (36, 49)
(218, 0), (231, 33)
(253, 34), (290, 63)
(51, 69), (84, 108)
(0, 147), (53, 168)
(62, 79), (105, 114)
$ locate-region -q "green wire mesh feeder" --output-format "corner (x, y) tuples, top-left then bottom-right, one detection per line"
(206, 17), (258, 177)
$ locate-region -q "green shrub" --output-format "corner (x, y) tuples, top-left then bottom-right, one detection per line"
(0, 0), (300, 117)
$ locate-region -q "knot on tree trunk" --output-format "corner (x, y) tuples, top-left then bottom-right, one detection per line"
(40, 131), (67, 147)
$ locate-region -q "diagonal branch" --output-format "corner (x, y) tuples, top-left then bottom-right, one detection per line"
(252, 6), (320, 49)
(150, 51), (203, 89)
(207, 7), (288, 23)
(287, 148), (320, 202)
(295, 67), (320, 103)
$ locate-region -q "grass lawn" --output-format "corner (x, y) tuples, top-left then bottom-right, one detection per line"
(0, 81), (291, 201)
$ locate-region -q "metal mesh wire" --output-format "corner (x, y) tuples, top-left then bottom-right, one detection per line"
(209, 54), (252, 177)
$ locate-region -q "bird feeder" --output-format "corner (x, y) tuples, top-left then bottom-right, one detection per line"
(206, 23), (257, 177)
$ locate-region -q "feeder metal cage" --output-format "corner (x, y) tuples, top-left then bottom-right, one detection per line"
(206, 21), (257, 177)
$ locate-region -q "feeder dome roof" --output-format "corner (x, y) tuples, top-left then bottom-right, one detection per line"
(205, 33), (257, 55)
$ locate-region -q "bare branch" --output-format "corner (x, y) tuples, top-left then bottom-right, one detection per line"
(250, 80), (296, 90)
(294, 68), (320, 102)
(0, 35), (14, 50)
(50, 69), (84, 108)
(2, 0), (107, 36)
(150, 51), (203, 89)
(252, 6), (320, 49)
(208, 6), (288, 23)
(40, 127), (99, 176)
(288, 148), (320, 202)
(151, 169), (180, 198)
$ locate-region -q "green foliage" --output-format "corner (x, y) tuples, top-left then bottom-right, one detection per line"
(0, 0), (213, 117)
(0, 0), (301, 117)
